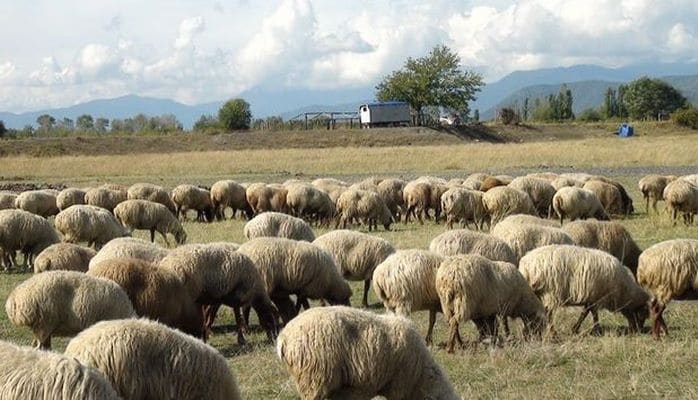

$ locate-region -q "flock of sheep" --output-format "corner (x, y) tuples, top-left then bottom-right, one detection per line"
(0, 171), (697, 399)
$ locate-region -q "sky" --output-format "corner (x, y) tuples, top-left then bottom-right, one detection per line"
(1, 0), (698, 112)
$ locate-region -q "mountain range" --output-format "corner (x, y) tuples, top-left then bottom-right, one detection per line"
(2, 61), (698, 129)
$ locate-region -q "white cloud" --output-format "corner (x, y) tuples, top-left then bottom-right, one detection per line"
(175, 16), (205, 50)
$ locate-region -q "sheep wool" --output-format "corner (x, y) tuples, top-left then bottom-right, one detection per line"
(562, 220), (642, 273)
(482, 186), (537, 225)
(210, 179), (252, 220)
(127, 183), (177, 215)
(552, 186), (609, 224)
(243, 211), (315, 241)
(638, 174), (676, 214)
(55, 205), (130, 249)
(114, 199), (187, 246)
(0, 209), (60, 269)
(429, 229), (517, 264)
(33, 242), (96, 273)
(14, 190), (59, 218)
(490, 221), (574, 262)
(56, 188), (87, 211)
(277, 306), (460, 400)
(89, 237), (169, 269)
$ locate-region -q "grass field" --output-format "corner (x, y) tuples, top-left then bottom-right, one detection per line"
(0, 125), (697, 399)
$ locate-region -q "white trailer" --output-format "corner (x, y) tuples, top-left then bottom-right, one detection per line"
(359, 101), (411, 128)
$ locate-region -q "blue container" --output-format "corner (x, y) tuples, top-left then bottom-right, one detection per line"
(618, 123), (634, 137)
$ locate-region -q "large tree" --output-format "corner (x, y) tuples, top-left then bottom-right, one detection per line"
(76, 114), (94, 131)
(0, 120), (6, 138)
(218, 98), (252, 131)
(622, 77), (687, 120)
(36, 114), (56, 132)
(375, 45), (483, 125)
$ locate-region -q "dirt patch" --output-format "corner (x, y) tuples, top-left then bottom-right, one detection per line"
(0, 181), (67, 192)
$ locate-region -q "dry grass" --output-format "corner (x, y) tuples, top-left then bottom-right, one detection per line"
(0, 129), (697, 398)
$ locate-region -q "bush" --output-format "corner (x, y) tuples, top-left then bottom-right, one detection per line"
(672, 108), (698, 129)
(499, 107), (520, 125)
(577, 108), (602, 122)
(219, 98), (252, 131)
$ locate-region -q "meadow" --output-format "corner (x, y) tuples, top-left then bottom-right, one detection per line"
(0, 126), (697, 399)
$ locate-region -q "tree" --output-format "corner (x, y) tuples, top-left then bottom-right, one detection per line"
(0, 120), (6, 138)
(499, 107), (520, 125)
(218, 98), (252, 130)
(472, 109), (480, 122)
(193, 114), (220, 131)
(57, 118), (74, 131)
(95, 117), (110, 133)
(375, 45), (483, 125)
(623, 77), (687, 120)
(76, 114), (94, 131)
(36, 114), (56, 132)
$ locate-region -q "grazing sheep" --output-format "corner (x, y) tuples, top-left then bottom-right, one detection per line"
(552, 186), (609, 224)
(372, 249), (445, 344)
(14, 190), (59, 218)
(551, 176), (584, 191)
(243, 211), (315, 241)
(312, 178), (348, 203)
(84, 186), (127, 213)
(336, 188), (393, 231)
(237, 237), (352, 323)
(313, 230), (395, 307)
(171, 184), (215, 222)
(5, 270), (135, 349)
(480, 176), (507, 192)
(491, 221), (574, 262)
(376, 178), (405, 220)
(526, 172), (559, 181)
(55, 205), (130, 250)
(127, 183), (177, 215)
(429, 229), (518, 264)
(519, 245), (649, 335)
(638, 174), (677, 214)
(158, 242), (277, 344)
(89, 237), (169, 269)
(65, 318), (242, 400)
(495, 213), (561, 228)
(245, 183), (288, 215)
(0, 340), (121, 399)
(462, 173), (488, 190)
(33, 242), (96, 273)
(210, 179), (253, 220)
(482, 186), (537, 225)
(285, 183), (336, 225)
(509, 176), (556, 218)
(440, 187), (488, 230)
(562, 220), (642, 273)
(436, 255), (546, 352)
(0, 191), (17, 210)
(682, 174), (698, 186)
(56, 188), (86, 211)
(114, 199), (187, 246)
(402, 180), (432, 224)
(588, 176), (634, 215)
(0, 209), (59, 270)
(663, 178), (698, 225)
(88, 257), (204, 338)
(636, 239), (698, 339)
(583, 180), (626, 216)
(277, 306), (459, 400)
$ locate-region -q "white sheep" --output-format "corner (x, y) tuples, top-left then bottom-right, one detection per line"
(519, 245), (649, 336)
(55, 204), (131, 249)
(285, 183), (336, 226)
(33, 242), (96, 273)
(210, 179), (253, 220)
(662, 178), (698, 225)
(562, 219), (642, 273)
(494, 213), (561, 228)
(376, 178), (406, 220)
(0, 340), (121, 399)
(436, 254), (546, 352)
(491, 220), (574, 262)
(56, 187), (86, 211)
(64, 318), (242, 400)
(440, 187), (488, 230)
(89, 237), (170, 269)
(552, 186), (610, 224)
(0, 191), (17, 210)
(335, 188), (393, 231)
(114, 199), (187, 246)
(638, 174), (677, 214)
(277, 306), (460, 400)
(583, 179), (626, 216)
(243, 211), (315, 241)
(482, 185), (537, 225)
(84, 185), (127, 213)
(636, 239), (698, 339)
(127, 182), (177, 215)
(245, 183), (288, 215)
(5, 270), (135, 349)
(429, 229), (518, 264)
(371, 249), (445, 344)
(551, 176), (584, 191)
(508, 176), (556, 218)
(14, 189), (59, 217)
(0, 209), (60, 270)
(313, 230), (395, 307)
(171, 184), (215, 222)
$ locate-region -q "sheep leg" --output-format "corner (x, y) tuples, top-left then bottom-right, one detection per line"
(158, 231), (171, 247)
(149, 229), (156, 243)
(501, 316), (511, 337)
(232, 307), (248, 346)
(425, 309), (437, 345)
(273, 296), (298, 324)
(446, 320), (460, 353)
(361, 279), (370, 308)
(650, 301), (668, 339)
(572, 306), (591, 334)
(590, 308), (602, 335)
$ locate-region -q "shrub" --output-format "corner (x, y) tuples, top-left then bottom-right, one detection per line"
(672, 108), (698, 129)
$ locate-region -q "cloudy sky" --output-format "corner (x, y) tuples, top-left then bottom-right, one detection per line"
(1, 0), (697, 112)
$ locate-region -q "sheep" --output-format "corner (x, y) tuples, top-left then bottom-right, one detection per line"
(479, 176), (507, 192)
(495, 213), (561, 228)
(682, 174), (698, 186)
(89, 237), (169, 269)
(114, 199), (187, 246)
(56, 187), (86, 211)
(482, 186), (537, 225)
(491, 221), (574, 262)
(210, 179), (253, 220)
(335, 188), (393, 231)
(64, 318), (242, 400)
(14, 189), (59, 217)
(245, 183), (288, 215)
(0, 340), (121, 399)
(402, 180), (432, 223)
(562, 220), (642, 274)
(663, 178), (698, 225)
(462, 172), (488, 190)
(285, 183), (336, 225)
(0, 209), (59, 270)
(371, 249), (445, 344)
(313, 230), (395, 307)
(158, 242), (278, 344)
(277, 306), (459, 400)
(583, 179), (626, 216)
(88, 257), (204, 338)
(5, 270), (135, 349)
(0, 191), (17, 210)
(509, 176), (556, 218)
(440, 187), (488, 230)
(551, 176), (584, 191)
(436, 255), (546, 352)
(84, 185), (127, 213)
(311, 178), (348, 203)
(54, 205), (130, 250)
(636, 239), (698, 339)
(171, 184), (215, 222)
(552, 186), (609, 224)
(127, 182), (177, 215)
(519, 245), (649, 336)
(588, 176), (634, 215)
(429, 229), (518, 264)
(638, 174), (677, 214)
(376, 177), (405, 220)
(33, 242), (96, 273)
(526, 172), (559, 181)
(243, 211), (315, 241)
(237, 237), (352, 324)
